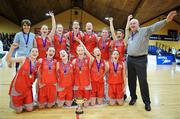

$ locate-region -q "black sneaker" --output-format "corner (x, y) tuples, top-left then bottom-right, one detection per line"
(145, 104), (151, 111)
(129, 99), (136, 105)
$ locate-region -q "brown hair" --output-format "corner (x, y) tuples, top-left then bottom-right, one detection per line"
(21, 19), (31, 27)
(116, 29), (124, 34)
(73, 20), (79, 24)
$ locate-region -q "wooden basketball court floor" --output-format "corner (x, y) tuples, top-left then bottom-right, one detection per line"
(0, 55), (180, 119)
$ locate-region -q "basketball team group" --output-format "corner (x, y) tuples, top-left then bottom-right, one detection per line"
(5, 11), (177, 113)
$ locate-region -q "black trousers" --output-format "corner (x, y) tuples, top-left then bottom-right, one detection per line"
(127, 55), (151, 105)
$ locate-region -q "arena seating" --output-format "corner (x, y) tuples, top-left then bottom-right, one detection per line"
(0, 33), (15, 51)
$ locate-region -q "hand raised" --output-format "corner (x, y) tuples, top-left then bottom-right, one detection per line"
(109, 17), (113, 22)
(128, 15), (133, 20)
(48, 11), (54, 17)
(166, 11), (177, 22)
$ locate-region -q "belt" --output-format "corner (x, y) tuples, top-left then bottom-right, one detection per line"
(128, 55), (147, 58)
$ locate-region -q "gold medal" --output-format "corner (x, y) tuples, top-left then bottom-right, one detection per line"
(29, 75), (32, 78)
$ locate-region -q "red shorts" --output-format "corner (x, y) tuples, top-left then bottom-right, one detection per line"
(57, 87), (73, 101)
(108, 84), (124, 99)
(75, 90), (91, 100)
(91, 82), (104, 98)
(38, 85), (57, 104)
(10, 89), (33, 109)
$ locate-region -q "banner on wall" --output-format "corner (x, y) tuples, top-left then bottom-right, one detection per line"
(149, 34), (179, 41)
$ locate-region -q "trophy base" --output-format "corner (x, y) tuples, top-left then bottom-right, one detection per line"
(75, 111), (84, 115)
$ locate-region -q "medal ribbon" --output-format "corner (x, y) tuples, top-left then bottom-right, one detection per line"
(46, 58), (53, 70)
(57, 33), (63, 44)
(115, 40), (119, 48)
(113, 62), (118, 73)
(62, 62), (69, 73)
(42, 37), (46, 48)
(102, 38), (106, 49)
(30, 60), (32, 75)
(96, 60), (101, 72)
(78, 58), (83, 71)
(30, 60), (36, 75)
(131, 32), (136, 41)
(23, 32), (30, 46)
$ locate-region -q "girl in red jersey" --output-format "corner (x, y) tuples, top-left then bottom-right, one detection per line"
(97, 28), (111, 61)
(75, 38), (107, 106)
(64, 20), (84, 60)
(90, 47), (106, 105)
(76, 37), (107, 105)
(83, 22), (98, 54)
(6, 43), (39, 113)
(37, 47), (57, 108)
(34, 11), (56, 59)
(56, 50), (74, 107)
(106, 50), (126, 105)
(109, 17), (127, 100)
(53, 24), (67, 61)
(72, 36), (96, 107)
(109, 17), (126, 62)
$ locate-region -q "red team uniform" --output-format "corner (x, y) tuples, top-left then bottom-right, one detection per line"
(108, 61), (125, 100)
(35, 36), (51, 59)
(57, 62), (74, 103)
(38, 58), (57, 106)
(9, 58), (38, 110)
(98, 37), (111, 60)
(53, 34), (67, 61)
(74, 57), (91, 100)
(111, 40), (125, 61)
(91, 59), (106, 99)
(83, 32), (97, 54)
(69, 31), (83, 57)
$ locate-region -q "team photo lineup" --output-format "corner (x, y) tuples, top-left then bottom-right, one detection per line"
(5, 10), (177, 114)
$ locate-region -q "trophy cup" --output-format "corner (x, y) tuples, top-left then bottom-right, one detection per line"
(74, 98), (85, 115)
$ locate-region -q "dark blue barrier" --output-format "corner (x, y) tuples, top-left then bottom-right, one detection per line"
(148, 45), (157, 55)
